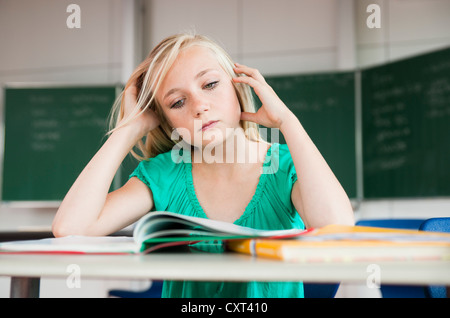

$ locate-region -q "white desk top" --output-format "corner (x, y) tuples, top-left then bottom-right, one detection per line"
(1, 252), (449, 286)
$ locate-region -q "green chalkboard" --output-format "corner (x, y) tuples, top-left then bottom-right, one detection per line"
(2, 85), (119, 201)
(362, 47), (450, 198)
(262, 72), (357, 198)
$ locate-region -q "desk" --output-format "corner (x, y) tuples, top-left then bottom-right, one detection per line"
(1, 252), (449, 297)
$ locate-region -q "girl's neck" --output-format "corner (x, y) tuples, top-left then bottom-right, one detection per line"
(191, 128), (269, 175)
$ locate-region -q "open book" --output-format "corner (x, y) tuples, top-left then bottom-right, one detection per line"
(0, 211), (308, 254)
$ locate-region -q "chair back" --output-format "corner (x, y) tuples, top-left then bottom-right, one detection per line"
(303, 283), (340, 298)
(419, 217), (450, 298)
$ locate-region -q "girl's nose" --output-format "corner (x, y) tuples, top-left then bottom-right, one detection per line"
(192, 95), (209, 117)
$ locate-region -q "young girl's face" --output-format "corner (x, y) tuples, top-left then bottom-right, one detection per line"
(156, 45), (242, 148)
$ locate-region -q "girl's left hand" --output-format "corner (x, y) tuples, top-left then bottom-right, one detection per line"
(232, 63), (292, 129)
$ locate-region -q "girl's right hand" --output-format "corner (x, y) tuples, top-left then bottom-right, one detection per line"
(121, 84), (160, 139)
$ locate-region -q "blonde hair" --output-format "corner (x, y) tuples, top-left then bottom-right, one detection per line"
(109, 33), (264, 160)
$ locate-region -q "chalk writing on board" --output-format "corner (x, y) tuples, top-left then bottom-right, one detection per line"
(363, 47), (450, 198)
(29, 94), (54, 104)
(28, 93), (109, 152)
(425, 78), (450, 118)
(3, 86), (118, 201)
(364, 78), (420, 171)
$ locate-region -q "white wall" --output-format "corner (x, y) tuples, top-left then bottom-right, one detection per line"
(145, 0), (349, 75)
(356, 0), (450, 68)
(1, 0), (449, 297)
(0, 0), (124, 84)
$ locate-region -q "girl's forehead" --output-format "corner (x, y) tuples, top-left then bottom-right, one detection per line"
(159, 46), (224, 89)
(172, 45), (220, 72)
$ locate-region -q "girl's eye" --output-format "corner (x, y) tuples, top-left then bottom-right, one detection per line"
(204, 81), (219, 90)
(171, 99), (185, 109)
(170, 81), (218, 109)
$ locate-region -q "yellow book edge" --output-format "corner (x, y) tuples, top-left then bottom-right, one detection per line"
(226, 224), (450, 262)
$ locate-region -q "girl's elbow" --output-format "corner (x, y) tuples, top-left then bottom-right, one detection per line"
(52, 219), (89, 238)
(340, 214), (355, 226)
(323, 206), (354, 227)
(335, 207), (355, 226)
(52, 220), (77, 238)
(52, 222), (68, 238)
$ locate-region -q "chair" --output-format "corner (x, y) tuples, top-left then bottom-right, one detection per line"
(355, 218), (427, 298)
(303, 283), (340, 298)
(355, 219), (425, 230)
(108, 280), (163, 298)
(420, 217), (450, 233)
(419, 217), (450, 298)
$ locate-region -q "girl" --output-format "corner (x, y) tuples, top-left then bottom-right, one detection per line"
(52, 33), (354, 297)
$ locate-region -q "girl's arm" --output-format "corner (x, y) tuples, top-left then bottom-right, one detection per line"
(233, 64), (354, 228)
(52, 86), (160, 237)
(280, 115), (354, 228)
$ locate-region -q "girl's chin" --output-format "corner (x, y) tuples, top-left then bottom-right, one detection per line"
(182, 125), (246, 149)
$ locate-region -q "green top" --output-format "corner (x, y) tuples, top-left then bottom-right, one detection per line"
(130, 143), (305, 298)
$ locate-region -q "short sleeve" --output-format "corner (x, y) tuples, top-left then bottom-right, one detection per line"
(280, 144), (298, 201)
(129, 160), (152, 189)
(286, 151), (298, 185)
(128, 151), (185, 211)
(264, 143), (298, 192)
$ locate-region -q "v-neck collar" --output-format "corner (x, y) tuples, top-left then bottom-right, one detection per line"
(184, 143), (276, 225)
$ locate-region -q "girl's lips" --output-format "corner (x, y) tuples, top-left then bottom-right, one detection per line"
(201, 120), (219, 131)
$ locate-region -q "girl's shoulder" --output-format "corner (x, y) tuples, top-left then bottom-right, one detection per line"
(139, 149), (177, 168)
(142, 145), (193, 167)
(272, 142), (291, 156)
(265, 143), (294, 169)
(263, 142), (297, 184)
(131, 148), (185, 182)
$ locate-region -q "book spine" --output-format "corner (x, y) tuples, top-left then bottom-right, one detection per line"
(227, 239), (285, 260)
(226, 239), (253, 255)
